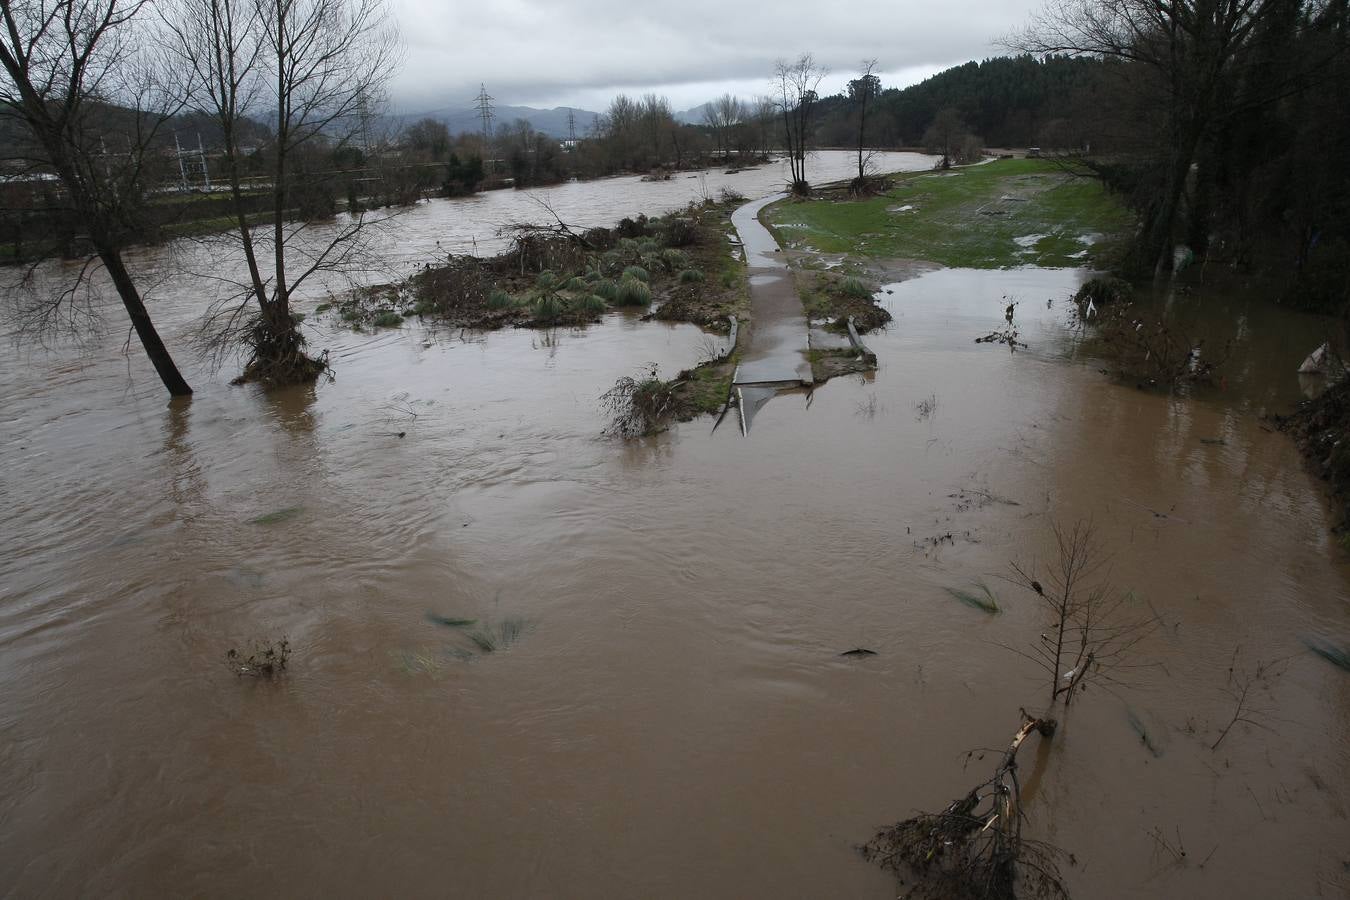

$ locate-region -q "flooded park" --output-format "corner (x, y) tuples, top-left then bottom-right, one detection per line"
(2, 148), (1348, 897)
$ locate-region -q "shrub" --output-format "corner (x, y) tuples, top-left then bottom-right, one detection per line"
(536, 270), (559, 290)
(593, 279), (619, 302)
(660, 217), (697, 247)
(661, 248), (690, 269)
(533, 294), (564, 322)
(839, 277), (874, 300)
(615, 276), (652, 306)
(678, 268), (705, 283)
(1074, 276), (1132, 308)
(487, 289), (516, 309)
(574, 294), (607, 316)
(622, 265), (650, 283)
(640, 253), (666, 274)
(562, 275), (587, 292)
(372, 310), (404, 327)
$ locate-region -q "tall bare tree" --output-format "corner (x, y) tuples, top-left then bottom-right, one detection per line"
(773, 53), (826, 193)
(0, 0), (193, 396)
(850, 59), (880, 187)
(163, 0), (399, 385)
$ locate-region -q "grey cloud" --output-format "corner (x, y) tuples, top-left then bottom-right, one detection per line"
(388, 0), (1044, 113)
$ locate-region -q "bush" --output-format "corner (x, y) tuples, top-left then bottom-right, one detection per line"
(640, 253), (666, 274)
(533, 294), (564, 322)
(839, 277), (874, 299)
(487, 289), (516, 309)
(678, 268), (705, 283)
(593, 279), (619, 302)
(574, 294), (607, 316)
(660, 217), (697, 247)
(660, 248), (690, 269)
(622, 265), (650, 283)
(1075, 276), (1132, 307)
(615, 276), (652, 306)
(536, 270), (559, 290)
(372, 310), (404, 327)
(562, 275), (586, 292)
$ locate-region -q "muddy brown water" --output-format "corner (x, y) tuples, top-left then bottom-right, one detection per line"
(3, 153), (1350, 897)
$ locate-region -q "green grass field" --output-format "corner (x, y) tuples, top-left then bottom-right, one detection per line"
(764, 158), (1134, 269)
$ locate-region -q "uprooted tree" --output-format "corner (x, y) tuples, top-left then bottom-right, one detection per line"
(0, 0), (193, 397)
(163, 0), (400, 386)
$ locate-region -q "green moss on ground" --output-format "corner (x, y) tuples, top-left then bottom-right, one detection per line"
(764, 158), (1134, 269)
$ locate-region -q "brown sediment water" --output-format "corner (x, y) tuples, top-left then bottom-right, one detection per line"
(2, 154), (1349, 898)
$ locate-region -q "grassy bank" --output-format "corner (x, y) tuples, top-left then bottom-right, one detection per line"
(764, 158), (1134, 269)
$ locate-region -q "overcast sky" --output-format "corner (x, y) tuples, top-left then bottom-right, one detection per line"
(387, 0), (1046, 115)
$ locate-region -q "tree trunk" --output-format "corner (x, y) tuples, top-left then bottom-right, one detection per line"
(100, 247), (193, 396)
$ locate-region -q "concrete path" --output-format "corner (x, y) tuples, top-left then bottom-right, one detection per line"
(729, 195), (814, 388)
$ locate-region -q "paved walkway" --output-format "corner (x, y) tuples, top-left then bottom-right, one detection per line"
(729, 195), (813, 388)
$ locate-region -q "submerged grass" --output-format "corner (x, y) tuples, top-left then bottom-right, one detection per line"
(1304, 635), (1350, 671)
(765, 158), (1132, 269)
(466, 617), (528, 653)
(945, 582), (1001, 614)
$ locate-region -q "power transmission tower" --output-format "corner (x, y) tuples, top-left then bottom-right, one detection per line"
(567, 108), (576, 144)
(475, 83), (495, 151)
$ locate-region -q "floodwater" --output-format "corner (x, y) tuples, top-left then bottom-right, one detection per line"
(3, 152), (1350, 898)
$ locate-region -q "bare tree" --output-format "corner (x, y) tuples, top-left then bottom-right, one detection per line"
(0, 0), (193, 396)
(850, 59), (881, 188)
(773, 53), (826, 193)
(1009, 520), (1155, 706)
(163, 0), (399, 385)
(924, 107), (971, 170)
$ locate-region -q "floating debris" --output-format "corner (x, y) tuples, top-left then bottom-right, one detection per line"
(840, 647), (878, 658)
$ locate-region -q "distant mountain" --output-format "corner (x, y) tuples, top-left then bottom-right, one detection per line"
(675, 103), (712, 126)
(396, 104), (601, 139)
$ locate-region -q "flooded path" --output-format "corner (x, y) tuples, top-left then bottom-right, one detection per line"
(730, 194), (813, 389)
(2, 153), (1349, 899)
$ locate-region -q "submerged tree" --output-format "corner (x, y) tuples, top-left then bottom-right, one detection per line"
(773, 54), (826, 193)
(0, 0), (193, 396)
(163, 0), (399, 386)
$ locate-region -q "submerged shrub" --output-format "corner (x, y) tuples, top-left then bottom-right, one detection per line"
(622, 265), (650, 283)
(226, 638), (291, 678)
(615, 276), (652, 306)
(372, 310), (404, 327)
(678, 268), (705, 283)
